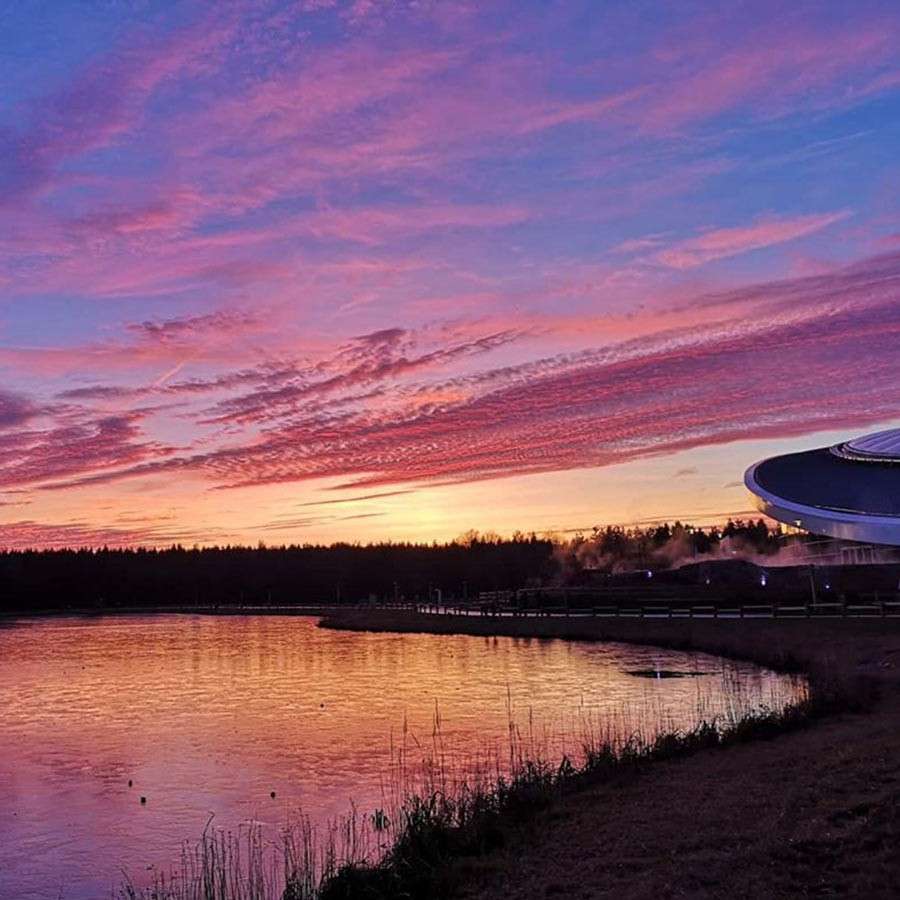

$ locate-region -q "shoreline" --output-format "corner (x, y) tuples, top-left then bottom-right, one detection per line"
(0, 604), (342, 623)
(319, 608), (900, 898)
(318, 607), (897, 681)
(7, 607), (898, 896)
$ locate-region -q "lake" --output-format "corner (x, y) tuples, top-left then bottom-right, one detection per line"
(0, 614), (805, 899)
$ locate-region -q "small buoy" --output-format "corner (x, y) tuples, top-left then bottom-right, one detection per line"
(140, 796), (147, 804)
(270, 791), (276, 799)
(128, 780), (133, 788)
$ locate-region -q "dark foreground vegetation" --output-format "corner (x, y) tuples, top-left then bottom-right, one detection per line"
(318, 612), (900, 900)
(116, 611), (898, 900)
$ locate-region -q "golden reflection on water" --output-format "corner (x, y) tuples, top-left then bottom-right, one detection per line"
(0, 615), (805, 899)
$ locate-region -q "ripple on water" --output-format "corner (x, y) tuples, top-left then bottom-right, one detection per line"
(0, 614), (805, 900)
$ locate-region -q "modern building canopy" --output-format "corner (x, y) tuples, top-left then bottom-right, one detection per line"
(745, 428), (900, 546)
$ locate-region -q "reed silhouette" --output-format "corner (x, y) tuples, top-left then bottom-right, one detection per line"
(116, 671), (811, 900)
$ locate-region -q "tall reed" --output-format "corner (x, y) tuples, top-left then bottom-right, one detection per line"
(116, 674), (809, 900)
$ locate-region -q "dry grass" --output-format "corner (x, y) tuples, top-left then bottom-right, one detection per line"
(115, 617), (823, 900)
(318, 611), (899, 899)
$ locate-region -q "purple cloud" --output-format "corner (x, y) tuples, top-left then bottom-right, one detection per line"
(0, 392), (36, 429)
(2, 1), (900, 546)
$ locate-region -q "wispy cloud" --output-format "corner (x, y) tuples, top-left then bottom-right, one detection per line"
(0, 392), (37, 429)
(0, 519), (225, 550)
(2, 0), (899, 545)
(655, 211), (850, 269)
(23, 250), (900, 496)
(297, 490), (415, 507)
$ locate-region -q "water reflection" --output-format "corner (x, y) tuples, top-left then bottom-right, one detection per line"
(0, 615), (804, 899)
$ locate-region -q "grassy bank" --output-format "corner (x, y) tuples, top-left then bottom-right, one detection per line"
(313, 700), (815, 900)
(116, 611), (898, 899)
(319, 610), (900, 899)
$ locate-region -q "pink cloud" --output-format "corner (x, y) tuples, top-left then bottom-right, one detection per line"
(1, 12), (237, 205)
(0, 391), (37, 429)
(297, 489), (415, 506)
(637, 16), (900, 132)
(71, 191), (205, 237)
(0, 519), (226, 550)
(2, 5), (892, 317)
(28, 250), (900, 495)
(198, 327), (526, 424)
(2, 2), (899, 549)
(127, 310), (262, 344)
(655, 211), (850, 269)
(295, 203), (532, 245)
(0, 412), (171, 489)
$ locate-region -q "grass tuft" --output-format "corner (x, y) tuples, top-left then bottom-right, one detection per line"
(113, 635), (871, 900)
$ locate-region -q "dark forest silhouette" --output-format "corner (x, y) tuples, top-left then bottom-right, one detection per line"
(0, 533), (553, 613)
(0, 520), (792, 614)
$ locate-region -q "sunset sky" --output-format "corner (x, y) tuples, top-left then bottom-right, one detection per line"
(2, 0), (899, 548)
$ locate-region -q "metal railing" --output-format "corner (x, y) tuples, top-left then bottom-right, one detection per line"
(404, 599), (900, 619)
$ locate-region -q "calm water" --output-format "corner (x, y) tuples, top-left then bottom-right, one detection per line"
(0, 615), (805, 899)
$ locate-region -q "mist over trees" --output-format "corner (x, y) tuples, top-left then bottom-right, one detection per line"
(0, 520), (790, 613)
(558, 518), (784, 577)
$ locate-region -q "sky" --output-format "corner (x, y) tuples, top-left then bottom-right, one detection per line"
(1, 0), (899, 549)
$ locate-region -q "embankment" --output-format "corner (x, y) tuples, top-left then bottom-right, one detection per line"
(320, 609), (900, 898)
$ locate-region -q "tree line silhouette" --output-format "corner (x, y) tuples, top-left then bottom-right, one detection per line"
(560, 518), (784, 575)
(0, 533), (555, 614)
(0, 520), (798, 614)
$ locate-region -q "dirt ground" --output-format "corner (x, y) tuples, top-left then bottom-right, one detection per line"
(321, 612), (900, 899)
